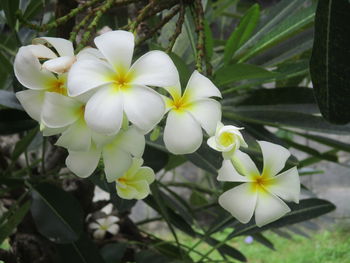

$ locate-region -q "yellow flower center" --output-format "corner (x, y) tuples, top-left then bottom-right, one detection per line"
(49, 78), (67, 95)
(219, 132), (235, 147)
(250, 173), (274, 193)
(170, 94), (192, 112)
(109, 67), (135, 91)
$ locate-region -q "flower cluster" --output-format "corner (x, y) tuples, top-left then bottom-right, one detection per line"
(14, 30), (300, 226)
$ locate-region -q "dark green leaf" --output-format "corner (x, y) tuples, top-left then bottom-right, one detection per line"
(310, 0), (350, 124)
(135, 249), (171, 263)
(0, 109), (37, 135)
(0, 200), (30, 244)
(252, 233), (275, 250)
(31, 183), (84, 243)
(143, 144), (169, 173)
(22, 0), (44, 20)
(169, 52), (191, 88)
(215, 63), (279, 86)
(56, 232), (105, 263)
(224, 4), (260, 65)
(204, 20), (213, 60)
(2, 0), (19, 29)
(230, 198), (335, 237)
(0, 51), (12, 74)
(11, 127), (38, 162)
(100, 243), (127, 263)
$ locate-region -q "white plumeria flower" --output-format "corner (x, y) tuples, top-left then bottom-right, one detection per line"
(116, 158), (155, 200)
(67, 30), (178, 135)
(207, 122), (247, 159)
(162, 71), (222, 154)
(218, 141), (300, 227)
(66, 125), (145, 182)
(89, 215), (119, 239)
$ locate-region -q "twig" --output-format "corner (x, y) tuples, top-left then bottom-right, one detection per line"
(17, 0), (103, 32)
(166, 0), (185, 53)
(69, 8), (97, 42)
(136, 5), (181, 47)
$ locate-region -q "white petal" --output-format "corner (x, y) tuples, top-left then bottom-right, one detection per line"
(133, 167), (155, 184)
(94, 30), (134, 72)
(42, 92), (81, 128)
(258, 141), (291, 177)
(34, 37), (74, 57)
(16, 90), (45, 121)
(123, 85), (165, 132)
(93, 229), (106, 239)
(130, 51), (178, 87)
(267, 167), (300, 203)
(42, 126), (67, 136)
(103, 148), (132, 182)
(14, 46), (55, 90)
(88, 222), (100, 230)
(67, 59), (114, 96)
(27, 44), (57, 59)
(76, 47), (105, 61)
(56, 118), (92, 151)
(254, 192), (291, 227)
(107, 224), (119, 235)
(116, 126), (145, 157)
(207, 136), (220, 151)
(217, 160), (250, 182)
(91, 131), (116, 148)
(42, 56), (76, 74)
(66, 147), (100, 178)
(163, 82), (182, 101)
(183, 70), (222, 102)
(85, 85), (124, 135)
(231, 150), (260, 178)
(164, 111), (203, 154)
(187, 99), (221, 136)
(218, 183), (257, 224)
(105, 215), (119, 225)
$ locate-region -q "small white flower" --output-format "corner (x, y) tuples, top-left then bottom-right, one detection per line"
(89, 215), (119, 239)
(65, 125), (145, 182)
(115, 158), (155, 200)
(207, 122), (247, 159)
(163, 71), (222, 154)
(218, 141), (300, 227)
(67, 30), (178, 135)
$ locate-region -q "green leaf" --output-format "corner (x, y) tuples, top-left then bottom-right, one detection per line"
(215, 63), (278, 86)
(56, 232), (105, 263)
(135, 249), (171, 263)
(143, 144), (169, 173)
(230, 198), (335, 237)
(0, 200), (30, 244)
(0, 90), (23, 110)
(31, 183), (84, 243)
(100, 243), (127, 263)
(310, 0), (350, 124)
(0, 52), (12, 74)
(22, 0), (44, 20)
(2, 0), (19, 29)
(252, 233), (275, 250)
(236, 4), (315, 62)
(11, 127), (38, 162)
(224, 4), (260, 65)
(0, 109), (37, 135)
(169, 52), (191, 88)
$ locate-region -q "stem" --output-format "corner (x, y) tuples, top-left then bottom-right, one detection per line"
(166, 1), (185, 53)
(17, 0), (103, 32)
(136, 5), (180, 46)
(69, 9), (96, 42)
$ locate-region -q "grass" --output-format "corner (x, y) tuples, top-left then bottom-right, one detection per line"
(175, 224), (350, 263)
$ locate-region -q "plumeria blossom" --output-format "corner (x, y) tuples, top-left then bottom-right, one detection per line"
(66, 125), (145, 182)
(163, 71), (222, 154)
(218, 141), (300, 227)
(115, 158), (155, 200)
(67, 30), (178, 135)
(89, 215), (119, 239)
(207, 122), (247, 159)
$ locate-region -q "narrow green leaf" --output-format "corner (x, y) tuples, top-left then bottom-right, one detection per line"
(204, 20), (213, 60)
(0, 52), (12, 74)
(310, 0), (350, 124)
(11, 127), (38, 162)
(100, 243), (127, 263)
(0, 200), (30, 244)
(215, 63), (278, 86)
(31, 183), (84, 243)
(224, 4), (260, 65)
(236, 4), (315, 62)
(2, 0), (19, 29)
(23, 0), (44, 20)
(252, 233), (275, 250)
(169, 52), (191, 88)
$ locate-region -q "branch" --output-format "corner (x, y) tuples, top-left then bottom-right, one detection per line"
(166, 0), (186, 53)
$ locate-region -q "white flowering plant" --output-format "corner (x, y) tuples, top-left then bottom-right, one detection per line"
(0, 0), (346, 262)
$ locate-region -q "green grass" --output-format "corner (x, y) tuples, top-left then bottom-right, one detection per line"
(176, 225), (350, 263)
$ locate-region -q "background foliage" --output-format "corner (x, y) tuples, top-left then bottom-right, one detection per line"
(0, 0), (349, 262)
